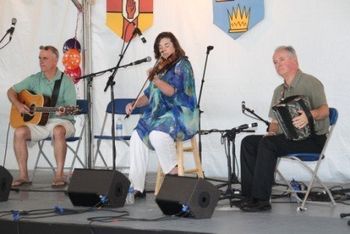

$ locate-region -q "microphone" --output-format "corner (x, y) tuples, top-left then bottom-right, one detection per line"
(206, 45), (214, 54)
(7, 18), (17, 40)
(237, 122), (258, 131)
(121, 56), (152, 68)
(133, 28), (146, 43)
(241, 101), (246, 113)
(131, 56), (151, 65)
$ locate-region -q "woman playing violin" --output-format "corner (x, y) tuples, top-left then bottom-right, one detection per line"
(126, 32), (198, 198)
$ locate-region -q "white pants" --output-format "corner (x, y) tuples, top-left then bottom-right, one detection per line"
(128, 130), (177, 192)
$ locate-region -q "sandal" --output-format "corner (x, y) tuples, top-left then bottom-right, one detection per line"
(12, 178), (32, 188)
(51, 177), (67, 188)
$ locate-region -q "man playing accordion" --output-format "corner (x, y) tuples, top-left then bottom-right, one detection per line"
(239, 46), (329, 212)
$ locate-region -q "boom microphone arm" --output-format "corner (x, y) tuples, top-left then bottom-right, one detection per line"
(242, 102), (270, 127)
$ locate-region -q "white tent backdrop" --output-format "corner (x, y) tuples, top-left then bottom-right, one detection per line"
(1, 0), (349, 182)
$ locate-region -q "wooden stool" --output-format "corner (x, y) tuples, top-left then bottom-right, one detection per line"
(154, 136), (204, 195)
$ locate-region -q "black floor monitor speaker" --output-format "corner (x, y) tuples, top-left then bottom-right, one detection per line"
(0, 166), (13, 202)
(68, 169), (130, 207)
(155, 175), (220, 219)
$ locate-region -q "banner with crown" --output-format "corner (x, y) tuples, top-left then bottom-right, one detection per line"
(213, 0), (264, 40)
(106, 0), (153, 42)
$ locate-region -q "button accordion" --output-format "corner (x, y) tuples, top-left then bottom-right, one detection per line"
(272, 95), (314, 141)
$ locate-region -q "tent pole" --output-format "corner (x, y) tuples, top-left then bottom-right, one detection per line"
(82, 0), (93, 169)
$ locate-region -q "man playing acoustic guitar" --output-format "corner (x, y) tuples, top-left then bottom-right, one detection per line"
(7, 45), (77, 188)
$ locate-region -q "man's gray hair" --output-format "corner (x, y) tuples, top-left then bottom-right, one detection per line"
(39, 45), (59, 59)
(275, 45), (297, 58)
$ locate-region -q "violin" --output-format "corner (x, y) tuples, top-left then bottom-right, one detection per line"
(125, 53), (180, 118)
(147, 53), (179, 81)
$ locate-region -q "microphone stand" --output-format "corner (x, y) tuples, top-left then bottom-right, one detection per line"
(102, 34), (136, 171)
(79, 31), (137, 171)
(0, 32), (8, 44)
(197, 46), (213, 160)
(79, 63), (132, 81)
(201, 126), (255, 203)
(243, 105), (270, 128)
(78, 56), (139, 169)
(0, 30), (11, 50)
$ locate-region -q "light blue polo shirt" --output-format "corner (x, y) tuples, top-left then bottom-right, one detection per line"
(13, 69), (77, 123)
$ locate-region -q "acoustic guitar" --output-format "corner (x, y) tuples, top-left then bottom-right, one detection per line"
(10, 89), (80, 128)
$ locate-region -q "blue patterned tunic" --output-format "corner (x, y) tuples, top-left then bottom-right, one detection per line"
(135, 57), (199, 150)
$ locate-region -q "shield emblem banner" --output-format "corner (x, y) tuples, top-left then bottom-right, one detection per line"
(106, 0), (153, 42)
(213, 0), (264, 40)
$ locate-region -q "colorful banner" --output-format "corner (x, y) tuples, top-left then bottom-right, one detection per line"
(213, 0), (264, 39)
(106, 0), (153, 42)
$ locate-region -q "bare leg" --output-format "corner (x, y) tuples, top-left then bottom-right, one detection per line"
(13, 126), (31, 182)
(52, 125), (67, 180)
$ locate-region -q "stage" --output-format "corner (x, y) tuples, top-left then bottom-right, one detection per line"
(0, 170), (349, 234)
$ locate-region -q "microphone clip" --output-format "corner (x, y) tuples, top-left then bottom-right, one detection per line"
(223, 129), (237, 141)
(133, 27), (141, 35)
(206, 45), (214, 54)
(133, 27), (146, 43)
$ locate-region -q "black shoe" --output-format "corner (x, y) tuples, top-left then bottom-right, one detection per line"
(240, 199), (271, 212)
(231, 197), (251, 208)
(134, 190), (146, 199)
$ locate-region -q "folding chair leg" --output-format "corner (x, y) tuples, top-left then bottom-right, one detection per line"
(298, 173), (336, 211)
(67, 144), (85, 174)
(295, 157), (336, 211)
(93, 139), (110, 169)
(31, 141), (56, 181)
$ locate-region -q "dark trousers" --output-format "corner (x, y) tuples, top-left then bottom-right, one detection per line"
(240, 134), (326, 201)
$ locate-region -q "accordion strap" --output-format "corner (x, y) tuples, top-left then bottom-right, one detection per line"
(297, 99), (315, 137)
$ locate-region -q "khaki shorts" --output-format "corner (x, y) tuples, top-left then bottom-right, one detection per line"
(26, 118), (75, 142)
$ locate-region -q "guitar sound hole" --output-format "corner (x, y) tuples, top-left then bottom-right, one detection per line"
(23, 113), (34, 122)
(23, 104), (35, 122)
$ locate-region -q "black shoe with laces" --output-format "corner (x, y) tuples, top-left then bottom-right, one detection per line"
(134, 190), (146, 199)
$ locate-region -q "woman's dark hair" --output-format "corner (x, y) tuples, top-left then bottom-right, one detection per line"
(153, 32), (185, 59)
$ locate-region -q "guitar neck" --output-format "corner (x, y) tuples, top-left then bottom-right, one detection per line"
(33, 106), (61, 113)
